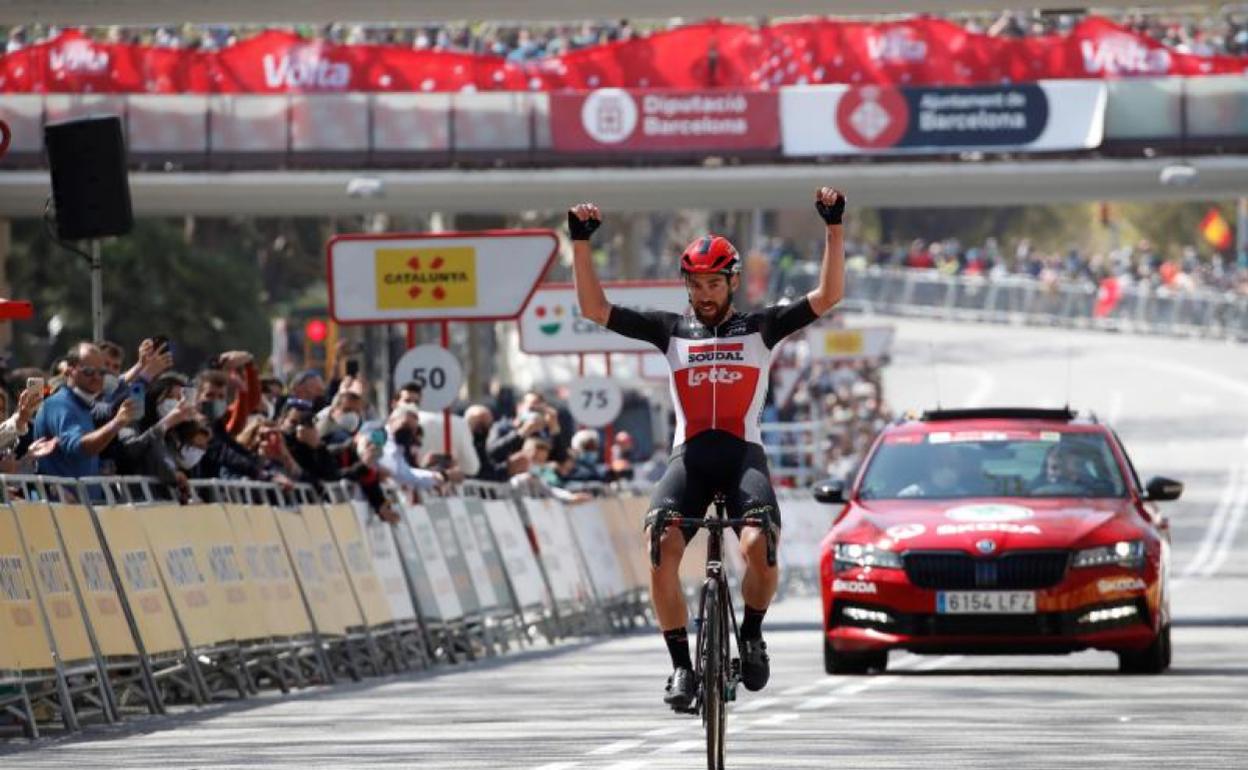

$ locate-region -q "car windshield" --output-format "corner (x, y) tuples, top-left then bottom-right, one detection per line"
(857, 429), (1127, 500)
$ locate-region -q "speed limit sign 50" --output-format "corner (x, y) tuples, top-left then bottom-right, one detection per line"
(392, 345), (463, 411)
(568, 376), (623, 428)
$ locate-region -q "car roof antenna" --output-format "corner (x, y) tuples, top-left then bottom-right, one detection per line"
(928, 340), (943, 410)
(1064, 343), (1073, 412)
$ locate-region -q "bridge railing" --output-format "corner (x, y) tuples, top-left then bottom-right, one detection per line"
(1, 75), (1244, 169)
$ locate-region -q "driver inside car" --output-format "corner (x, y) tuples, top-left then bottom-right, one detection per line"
(1030, 444), (1095, 494)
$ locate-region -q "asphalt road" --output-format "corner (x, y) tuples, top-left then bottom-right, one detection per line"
(4, 318), (1247, 768)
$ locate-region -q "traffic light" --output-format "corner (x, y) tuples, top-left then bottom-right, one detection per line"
(305, 318), (329, 344)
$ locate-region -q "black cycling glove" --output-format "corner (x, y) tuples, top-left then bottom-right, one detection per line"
(815, 190), (847, 226)
(568, 210), (601, 241)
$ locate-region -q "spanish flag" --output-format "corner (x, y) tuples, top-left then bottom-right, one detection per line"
(1200, 207), (1233, 251)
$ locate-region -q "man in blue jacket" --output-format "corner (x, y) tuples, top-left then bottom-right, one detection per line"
(34, 342), (138, 478)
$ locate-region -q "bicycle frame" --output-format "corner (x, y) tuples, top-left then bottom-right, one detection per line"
(647, 497), (777, 770)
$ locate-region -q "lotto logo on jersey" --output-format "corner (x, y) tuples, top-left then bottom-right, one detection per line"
(686, 366), (745, 388)
(687, 343), (746, 364)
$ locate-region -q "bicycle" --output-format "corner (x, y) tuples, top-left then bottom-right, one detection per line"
(648, 493), (777, 770)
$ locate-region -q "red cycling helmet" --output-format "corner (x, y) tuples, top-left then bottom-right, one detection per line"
(680, 235), (740, 276)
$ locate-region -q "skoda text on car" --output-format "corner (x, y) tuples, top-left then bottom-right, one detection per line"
(816, 408), (1183, 675)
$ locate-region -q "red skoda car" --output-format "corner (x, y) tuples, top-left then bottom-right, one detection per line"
(817, 408), (1182, 675)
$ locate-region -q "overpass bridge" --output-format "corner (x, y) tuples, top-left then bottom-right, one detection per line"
(2, 157), (1247, 217)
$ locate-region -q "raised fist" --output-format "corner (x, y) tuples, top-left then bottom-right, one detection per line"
(815, 187), (847, 226)
(567, 202), (602, 241)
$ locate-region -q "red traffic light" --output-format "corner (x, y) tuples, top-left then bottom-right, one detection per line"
(305, 318), (329, 344)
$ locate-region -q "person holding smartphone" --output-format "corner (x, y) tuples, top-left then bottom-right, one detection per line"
(0, 378), (57, 466)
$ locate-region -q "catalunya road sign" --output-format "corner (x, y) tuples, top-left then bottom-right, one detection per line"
(328, 230), (558, 324)
(519, 281), (688, 354)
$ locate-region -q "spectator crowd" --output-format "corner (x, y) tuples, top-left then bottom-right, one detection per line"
(0, 339), (638, 517)
(5, 8), (1247, 58)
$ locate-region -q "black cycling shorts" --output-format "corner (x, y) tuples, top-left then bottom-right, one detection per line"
(647, 429), (781, 543)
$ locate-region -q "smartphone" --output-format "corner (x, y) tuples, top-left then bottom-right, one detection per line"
(345, 359), (360, 378)
(368, 428), (387, 449)
(128, 382), (146, 420)
(182, 385), (198, 404)
(151, 335), (170, 351)
(26, 377), (44, 394)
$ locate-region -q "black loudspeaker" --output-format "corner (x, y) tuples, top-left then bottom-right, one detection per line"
(44, 115), (133, 241)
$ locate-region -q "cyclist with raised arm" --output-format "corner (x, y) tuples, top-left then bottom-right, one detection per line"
(569, 188), (847, 710)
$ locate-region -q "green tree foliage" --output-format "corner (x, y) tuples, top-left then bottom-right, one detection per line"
(8, 218), (270, 371)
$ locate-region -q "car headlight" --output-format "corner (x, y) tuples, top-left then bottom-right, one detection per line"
(834, 542), (902, 571)
(1072, 540), (1146, 570)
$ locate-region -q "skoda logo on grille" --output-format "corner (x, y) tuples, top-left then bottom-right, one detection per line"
(976, 539), (997, 554)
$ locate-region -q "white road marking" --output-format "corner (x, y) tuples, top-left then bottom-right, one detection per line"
(912, 655), (964, 671)
(1107, 390), (1124, 424)
(1205, 465), (1248, 576)
(734, 696), (779, 713)
(602, 761), (646, 770)
(641, 724), (690, 738)
(533, 764), (579, 770)
(587, 739), (645, 756)
(965, 367), (996, 408)
(779, 683), (826, 696)
(651, 739), (702, 754)
(1181, 461), (1242, 582)
(752, 712), (801, 727)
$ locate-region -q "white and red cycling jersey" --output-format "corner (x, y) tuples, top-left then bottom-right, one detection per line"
(606, 298), (819, 449)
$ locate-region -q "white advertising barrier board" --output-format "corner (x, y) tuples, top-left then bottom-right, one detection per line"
(805, 325), (895, 362)
(424, 500), (482, 615)
(351, 500), (417, 622)
(481, 499), (549, 609)
(397, 501), (464, 622)
(328, 230), (558, 323)
(525, 497), (593, 605)
(563, 501), (629, 601)
(461, 498), (519, 609)
(778, 495), (831, 573)
(388, 507), (446, 623)
(444, 498), (501, 611)
(782, 80), (1105, 156)
(519, 282), (688, 354)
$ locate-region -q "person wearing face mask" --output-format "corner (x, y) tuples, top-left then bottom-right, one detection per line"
(563, 428), (608, 484)
(113, 377), (200, 496)
(92, 338), (175, 427)
(32, 342), (140, 478)
(194, 368), (272, 482)
(315, 390), (365, 448)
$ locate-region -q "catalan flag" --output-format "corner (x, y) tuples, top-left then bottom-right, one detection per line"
(1200, 207), (1233, 251)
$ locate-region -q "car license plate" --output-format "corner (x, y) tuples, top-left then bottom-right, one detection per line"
(937, 591), (1036, 614)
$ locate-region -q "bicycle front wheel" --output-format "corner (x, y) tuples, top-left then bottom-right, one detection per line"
(700, 579), (727, 769)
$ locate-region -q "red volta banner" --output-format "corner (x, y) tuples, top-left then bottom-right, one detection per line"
(2, 18), (1244, 94)
(550, 89), (778, 151)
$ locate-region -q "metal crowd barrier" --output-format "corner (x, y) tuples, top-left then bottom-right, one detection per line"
(0, 474), (654, 740)
(840, 266), (1248, 340)
(0, 474), (837, 740)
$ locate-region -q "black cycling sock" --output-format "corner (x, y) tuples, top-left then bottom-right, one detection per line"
(663, 628), (692, 671)
(741, 605), (767, 641)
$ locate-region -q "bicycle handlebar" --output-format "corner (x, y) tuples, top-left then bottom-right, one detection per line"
(646, 509), (778, 569)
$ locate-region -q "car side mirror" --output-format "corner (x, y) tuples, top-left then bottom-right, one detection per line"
(813, 479), (846, 505)
(1145, 476), (1183, 502)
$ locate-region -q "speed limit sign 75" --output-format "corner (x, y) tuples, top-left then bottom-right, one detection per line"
(568, 376), (622, 428)
(392, 345), (463, 411)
